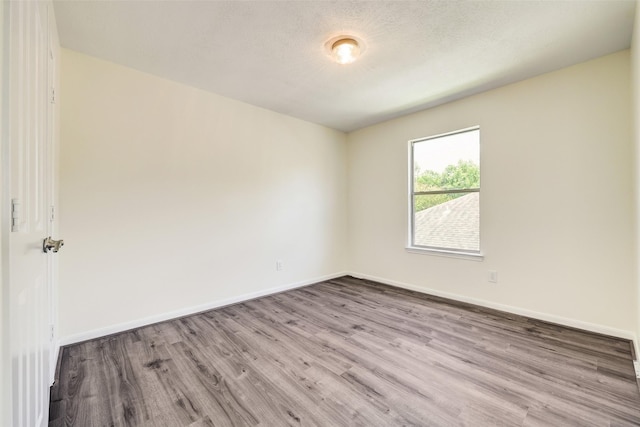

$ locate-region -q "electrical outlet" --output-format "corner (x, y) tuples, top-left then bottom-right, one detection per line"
(634, 361), (640, 379)
(488, 270), (498, 283)
(276, 260), (283, 272)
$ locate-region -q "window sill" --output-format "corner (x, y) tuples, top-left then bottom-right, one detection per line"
(405, 247), (484, 261)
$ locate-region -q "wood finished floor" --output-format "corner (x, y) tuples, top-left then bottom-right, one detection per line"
(49, 276), (640, 426)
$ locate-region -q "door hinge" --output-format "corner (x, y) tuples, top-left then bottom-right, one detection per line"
(50, 325), (55, 341)
(50, 87), (56, 104)
(50, 205), (55, 222)
(11, 198), (22, 232)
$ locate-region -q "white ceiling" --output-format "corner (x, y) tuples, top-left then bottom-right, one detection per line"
(53, 0), (636, 132)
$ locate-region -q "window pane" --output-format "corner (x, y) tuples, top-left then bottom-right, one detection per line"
(413, 129), (480, 191)
(413, 193), (479, 252)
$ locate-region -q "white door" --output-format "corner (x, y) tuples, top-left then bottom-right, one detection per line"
(6, 1), (58, 426)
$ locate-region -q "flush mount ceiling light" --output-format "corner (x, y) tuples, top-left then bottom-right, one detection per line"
(332, 38), (359, 64)
(325, 36), (364, 65)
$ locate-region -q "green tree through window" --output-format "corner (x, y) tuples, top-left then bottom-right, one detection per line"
(414, 160), (480, 211)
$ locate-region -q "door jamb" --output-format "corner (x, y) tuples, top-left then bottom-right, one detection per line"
(0, 0), (12, 424)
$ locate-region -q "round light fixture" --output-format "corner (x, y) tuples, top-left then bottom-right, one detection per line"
(330, 37), (360, 65)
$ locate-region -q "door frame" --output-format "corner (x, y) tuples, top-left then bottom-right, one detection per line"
(1, 0), (12, 424)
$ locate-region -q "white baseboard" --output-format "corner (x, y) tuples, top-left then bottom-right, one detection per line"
(58, 270), (640, 361)
(350, 271), (639, 356)
(59, 271), (348, 347)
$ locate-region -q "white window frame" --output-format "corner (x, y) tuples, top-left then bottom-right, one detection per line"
(407, 126), (482, 259)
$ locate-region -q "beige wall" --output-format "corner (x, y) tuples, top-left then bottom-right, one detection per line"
(59, 50), (348, 340)
(347, 51), (636, 337)
(60, 47), (637, 345)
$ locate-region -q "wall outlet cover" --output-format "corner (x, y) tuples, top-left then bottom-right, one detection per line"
(488, 270), (498, 283)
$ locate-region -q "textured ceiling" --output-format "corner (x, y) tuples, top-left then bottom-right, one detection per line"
(53, 1), (636, 132)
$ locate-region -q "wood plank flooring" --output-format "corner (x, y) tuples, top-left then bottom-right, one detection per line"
(49, 276), (640, 426)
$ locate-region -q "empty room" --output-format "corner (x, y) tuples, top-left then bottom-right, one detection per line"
(3, 0), (640, 426)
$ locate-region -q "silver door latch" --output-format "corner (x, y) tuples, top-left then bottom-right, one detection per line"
(43, 236), (64, 253)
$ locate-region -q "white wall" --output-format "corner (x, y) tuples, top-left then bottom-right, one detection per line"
(59, 49), (348, 341)
(348, 51), (636, 337)
(61, 46), (637, 346)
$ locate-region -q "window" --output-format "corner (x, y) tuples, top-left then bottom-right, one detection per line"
(409, 126), (480, 255)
